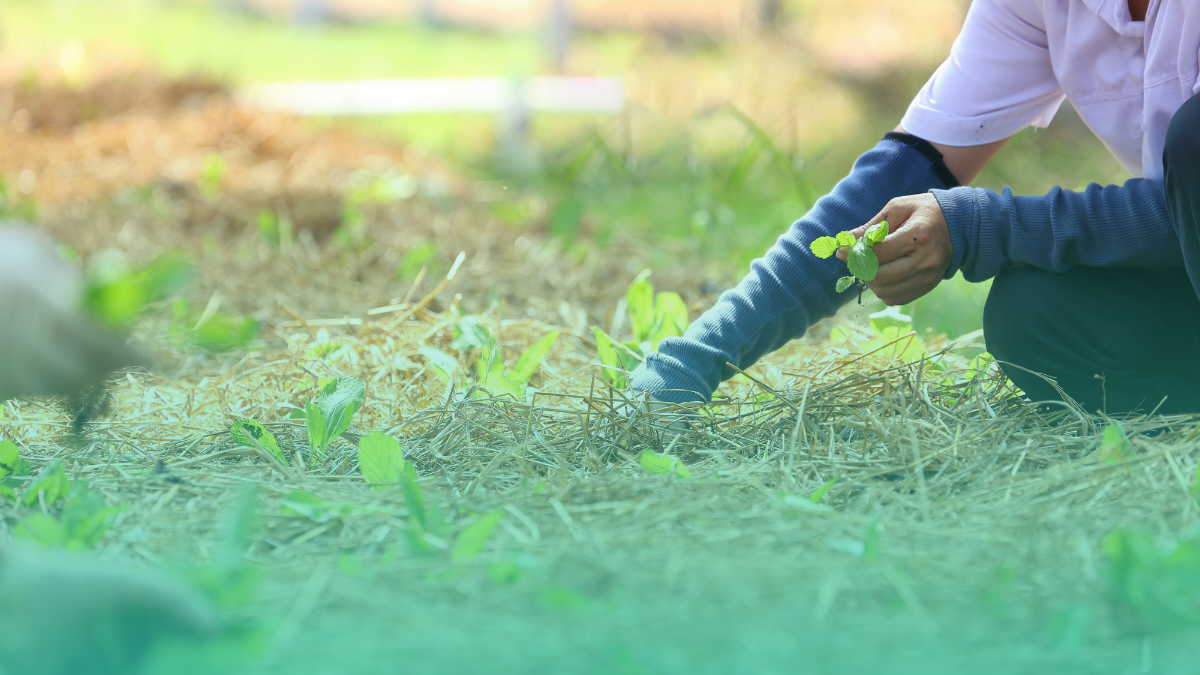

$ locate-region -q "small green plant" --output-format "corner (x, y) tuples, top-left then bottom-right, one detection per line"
(357, 431), (416, 493)
(304, 375), (366, 461)
(83, 250), (194, 329)
(452, 315), (559, 399)
(230, 419), (289, 466)
(809, 221), (889, 296)
(639, 450), (692, 478)
(170, 299), (260, 353)
(1104, 528), (1200, 631)
(1099, 422), (1132, 465)
(595, 270), (690, 388)
(13, 459), (123, 550)
(0, 440), (32, 502)
(451, 510), (505, 563)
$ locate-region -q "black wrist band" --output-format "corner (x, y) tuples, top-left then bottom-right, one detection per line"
(882, 131), (962, 188)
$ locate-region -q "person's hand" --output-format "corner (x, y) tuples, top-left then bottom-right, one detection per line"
(836, 193), (954, 306)
(0, 226), (146, 401)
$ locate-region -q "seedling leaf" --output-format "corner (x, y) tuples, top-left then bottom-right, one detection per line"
(22, 460), (69, 507)
(451, 509), (505, 562)
(510, 332), (559, 386)
(835, 231), (857, 247)
(626, 270), (656, 342)
(231, 419), (288, 466)
(357, 431), (415, 492)
(0, 440), (30, 503)
(651, 292), (689, 348)
(809, 236), (838, 259)
(311, 375), (366, 457)
(15, 513), (66, 548)
(281, 491), (337, 523)
(639, 451), (692, 478)
(1100, 422), (1131, 464)
(862, 516), (881, 562)
(419, 346), (458, 382)
(452, 316), (492, 352)
(594, 328), (627, 388)
(847, 241), (879, 281)
(835, 276), (856, 293)
(810, 477), (838, 503)
(865, 221), (889, 245)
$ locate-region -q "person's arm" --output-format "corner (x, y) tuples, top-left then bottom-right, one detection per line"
(629, 132), (963, 404)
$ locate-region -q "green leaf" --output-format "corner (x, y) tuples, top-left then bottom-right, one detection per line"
(305, 402), (326, 456)
(847, 241), (879, 282)
(510, 332), (559, 386)
(1100, 422), (1131, 464)
(835, 231), (857, 247)
(478, 371), (524, 399)
(626, 270), (656, 342)
(230, 419), (288, 466)
(451, 509), (505, 562)
(401, 469), (426, 530)
(835, 276), (856, 293)
(639, 451), (692, 478)
(14, 513), (66, 548)
(810, 477), (838, 503)
(418, 346), (458, 383)
(357, 431), (415, 492)
(477, 338), (504, 381)
(809, 236), (838, 259)
(452, 316), (491, 352)
(0, 440), (31, 497)
(60, 481), (123, 550)
(280, 490), (337, 523)
(315, 376), (366, 456)
(651, 292), (689, 348)
(864, 220), (889, 246)
(594, 328), (626, 388)
(21, 460), (69, 507)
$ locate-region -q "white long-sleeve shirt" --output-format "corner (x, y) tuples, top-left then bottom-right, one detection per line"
(900, 0), (1200, 179)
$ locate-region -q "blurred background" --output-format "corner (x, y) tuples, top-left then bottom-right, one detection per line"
(0, 0), (1130, 340)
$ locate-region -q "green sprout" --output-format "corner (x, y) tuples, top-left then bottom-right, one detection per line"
(594, 270), (690, 388)
(809, 221), (889, 297)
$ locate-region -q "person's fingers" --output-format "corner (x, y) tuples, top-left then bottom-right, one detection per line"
(871, 255), (920, 288)
(868, 270), (941, 306)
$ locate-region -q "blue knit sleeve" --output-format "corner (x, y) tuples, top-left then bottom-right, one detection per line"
(934, 179), (1184, 283)
(630, 134), (957, 403)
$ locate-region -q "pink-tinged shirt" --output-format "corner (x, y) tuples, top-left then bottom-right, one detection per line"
(900, 0), (1200, 179)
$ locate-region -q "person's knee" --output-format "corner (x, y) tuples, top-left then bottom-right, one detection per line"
(983, 267), (1046, 363)
(1164, 94), (1200, 181)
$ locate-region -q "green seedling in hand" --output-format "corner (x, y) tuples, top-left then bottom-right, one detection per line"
(809, 221), (889, 299)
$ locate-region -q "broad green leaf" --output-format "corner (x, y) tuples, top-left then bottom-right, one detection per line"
(280, 490), (337, 523)
(639, 451), (692, 478)
(651, 292), (689, 348)
(626, 270), (656, 342)
(0, 440), (30, 493)
(809, 236), (838, 259)
(1100, 422), (1131, 464)
(357, 431), (415, 492)
(418, 346), (458, 382)
(479, 371), (524, 399)
(452, 316), (491, 352)
(230, 419), (288, 466)
(22, 460), (69, 507)
(139, 252), (195, 303)
(61, 481), (123, 550)
(305, 402), (325, 456)
(865, 220), (889, 246)
(188, 313), (259, 352)
(847, 241), (879, 281)
(315, 376), (366, 454)
(14, 513), (66, 548)
(835, 276), (856, 293)
(810, 477), (838, 503)
(451, 509), (505, 562)
(510, 332), (559, 386)
(835, 231), (857, 247)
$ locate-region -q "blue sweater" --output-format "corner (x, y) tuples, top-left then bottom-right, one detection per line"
(632, 137), (1181, 404)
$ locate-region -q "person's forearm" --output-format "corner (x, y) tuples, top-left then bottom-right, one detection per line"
(935, 179), (1183, 282)
(631, 132), (961, 403)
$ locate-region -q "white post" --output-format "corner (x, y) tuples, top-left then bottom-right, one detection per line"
(547, 0), (572, 73)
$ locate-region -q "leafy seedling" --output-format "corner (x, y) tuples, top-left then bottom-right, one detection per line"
(357, 431), (416, 493)
(1104, 527), (1200, 631)
(809, 221), (889, 302)
(810, 476), (838, 503)
(230, 419), (289, 467)
(21, 459), (69, 507)
(474, 329), (559, 400)
(83, 250), (195, 329)
(305, 375), (366, 461)
(0, 440), (31, 502)
(14, 479), (123, 550)
(1099, 422), (1132, 465)
(639, 451), (692, 478)
(595, 270), (690, 387)
(451, 509), (505, 563)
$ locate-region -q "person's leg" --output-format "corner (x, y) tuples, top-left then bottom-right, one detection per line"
(1164, 92), (1200, 300)
(983, 265), (1200, 415)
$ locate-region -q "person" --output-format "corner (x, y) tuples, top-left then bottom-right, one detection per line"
(0, 225), (218, 674)
(631, 0), (1200, 416)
